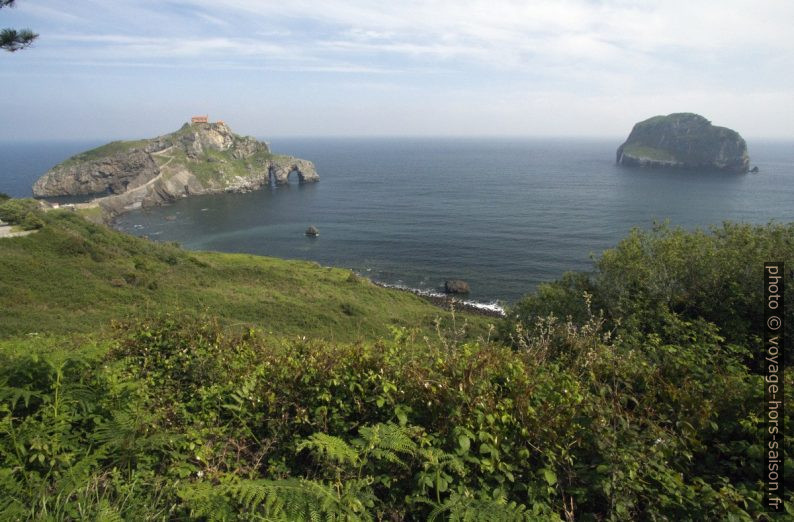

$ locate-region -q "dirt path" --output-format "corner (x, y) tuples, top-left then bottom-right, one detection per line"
(158, 155), (176, 169)
(150, 145), (174, 156)
(0, 225), (37, 239)
(92, 149), (179, 208)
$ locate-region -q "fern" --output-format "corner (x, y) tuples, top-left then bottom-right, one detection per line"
(419, 446), (466, 476)
(178, 480), (235, 521)
(0, 468), (28, 519)
(95, 500), (125, 522)
(298, 433), (361, 467)
(92, 402), (170, 469)
(0, 382), (43, 411)
(299, 423), (419, 471)
(357, 423), (417, 467)
(49, 451), (106, 503)
(289, 424), (422, 520)
(428, 491), (539, 522)
(179, 477), (374, 521)
(228, 478), (337, 520)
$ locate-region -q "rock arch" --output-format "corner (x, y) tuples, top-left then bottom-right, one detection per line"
(268, 158), (320, 185)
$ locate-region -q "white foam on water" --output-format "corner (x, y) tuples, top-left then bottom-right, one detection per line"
(372, 280), (506, 316)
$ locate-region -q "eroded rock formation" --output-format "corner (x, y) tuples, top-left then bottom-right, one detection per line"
(33, 121), (319, 220)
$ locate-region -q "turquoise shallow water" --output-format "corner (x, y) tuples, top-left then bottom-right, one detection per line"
(2, 137), (793, 306)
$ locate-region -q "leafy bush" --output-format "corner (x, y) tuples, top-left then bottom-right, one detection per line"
(505, 222), (794, 362)
(2, 306), (788, 520)
(0, 198), (44, 230)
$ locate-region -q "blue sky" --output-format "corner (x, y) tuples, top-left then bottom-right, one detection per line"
(2, 0), (792, 140)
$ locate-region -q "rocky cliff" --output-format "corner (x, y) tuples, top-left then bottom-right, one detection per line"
(33, 121), (318, 219)
(616, 113), (749, 173)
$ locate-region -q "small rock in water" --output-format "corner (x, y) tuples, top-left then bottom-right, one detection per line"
(305, 225), (319, 237)
(750, 166), (759, 173)
(444, 279), (470, 294)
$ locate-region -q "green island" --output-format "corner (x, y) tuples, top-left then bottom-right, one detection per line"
(616, 113), (750, 173)
(31, 121), (319, 223)
(0, 196), (792, 520)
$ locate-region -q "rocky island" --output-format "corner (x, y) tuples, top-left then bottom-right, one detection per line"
(616, 113), (749, 173)
(33, 117), (318, 221)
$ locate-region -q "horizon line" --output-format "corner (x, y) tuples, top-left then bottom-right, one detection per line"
(2, 134), (793, 143)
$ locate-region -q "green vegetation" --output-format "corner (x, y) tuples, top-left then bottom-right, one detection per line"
(57, 140), (149, 169)
(621, 143), (676, 162)
(0, 203), (483, 341)
(504, 222), (794, 361)
(74, 204), (104, 224)
(189, 150), (254, 187)
(0, 198), (44, 230)
(0, 203), (792, 520)
(153, 146), (189, 178)
(1, 1), (38, 53)
(153, 144), (274, 189)
(40, 123), (280, 200)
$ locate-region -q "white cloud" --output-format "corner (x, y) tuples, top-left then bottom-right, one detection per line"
(4, 0), (793, 137)
(22, 1), (794, 82)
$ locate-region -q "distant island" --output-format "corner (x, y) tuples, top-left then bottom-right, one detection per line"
(616, 113), (749, 173)
(32, 117), (318, 221)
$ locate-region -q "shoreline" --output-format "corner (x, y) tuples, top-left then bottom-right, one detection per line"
(99, 210), (509, 319)
(371, 280), (506, 318)
(104, 213), (509, 319)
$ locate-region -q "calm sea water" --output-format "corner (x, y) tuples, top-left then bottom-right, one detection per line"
(2, 138), (793, 306)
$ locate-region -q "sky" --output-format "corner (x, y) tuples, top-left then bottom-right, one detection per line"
(1, 0), (793, 140)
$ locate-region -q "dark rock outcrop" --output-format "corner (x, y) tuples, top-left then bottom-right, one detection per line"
(444, 280), (470, 294)
(616, 113), (749, 173)
(305, 225), (319, 237)
(33, 150), (160, 197)
(32, 121), (319, 220)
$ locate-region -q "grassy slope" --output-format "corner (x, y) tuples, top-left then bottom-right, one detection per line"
(181, 148), (274, 188)
(56, 139), (149, 168)
(51, 124), (278, 190)
(0, 209), (490, 342)
(621, 143), (676, 161)
(154, 137), (277, 189)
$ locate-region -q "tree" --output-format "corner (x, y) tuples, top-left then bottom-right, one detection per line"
(1, 0), (37, 52)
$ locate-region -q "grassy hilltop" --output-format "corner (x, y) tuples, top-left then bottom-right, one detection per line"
(0, 199), (792, 520)
(0, 202), (485, 341)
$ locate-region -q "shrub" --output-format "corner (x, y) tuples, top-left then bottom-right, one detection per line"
(506, 222), (794, 362)
(3, 310), (787, 520)
(0, 198), (45, 230)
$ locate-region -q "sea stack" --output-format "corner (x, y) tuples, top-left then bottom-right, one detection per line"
(616, 113), (749, 173)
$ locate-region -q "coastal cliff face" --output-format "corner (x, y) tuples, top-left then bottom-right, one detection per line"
(616, 113), (749, 173)
(33, 122), (319, 218)
(32, 150), (160, 197)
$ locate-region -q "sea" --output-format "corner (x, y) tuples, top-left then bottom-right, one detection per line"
(2, 138), (793, 310)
